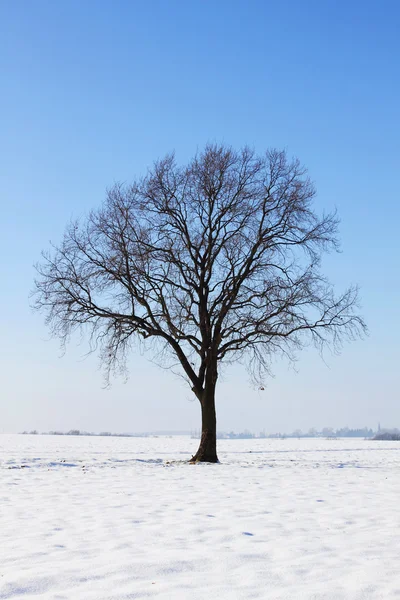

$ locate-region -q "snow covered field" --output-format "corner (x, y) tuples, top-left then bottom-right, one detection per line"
(1, 434), (400, 600)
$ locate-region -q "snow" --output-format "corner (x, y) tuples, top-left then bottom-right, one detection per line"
(1, 434), (400, 599)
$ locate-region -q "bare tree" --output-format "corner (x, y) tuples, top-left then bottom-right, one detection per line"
(33, 145), (366, 462)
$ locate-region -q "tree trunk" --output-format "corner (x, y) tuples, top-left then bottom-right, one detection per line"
(190, 384), (219, 463)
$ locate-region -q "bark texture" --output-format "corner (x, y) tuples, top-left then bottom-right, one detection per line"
(190, 386), (218, 463)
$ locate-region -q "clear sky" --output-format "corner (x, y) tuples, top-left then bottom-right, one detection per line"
(1, 0), (399, 434)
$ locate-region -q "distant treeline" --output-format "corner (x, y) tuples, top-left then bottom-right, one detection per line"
(193, 427), (396, 440)
(21, 427), (400, 440)
(222, 427), (376, 439)
(21, 430), (150, 437)
(373, 431), (400, 441)
(288, 427), (377, 439)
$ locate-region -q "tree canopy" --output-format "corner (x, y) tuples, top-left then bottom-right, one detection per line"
(34, 145), (366, 461)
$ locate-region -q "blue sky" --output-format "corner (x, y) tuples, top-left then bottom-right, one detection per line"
(1, 0), (399, 434)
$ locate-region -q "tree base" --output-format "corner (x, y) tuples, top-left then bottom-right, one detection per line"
(189, 454), (219, 464)
(189, 430), (219, 463)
